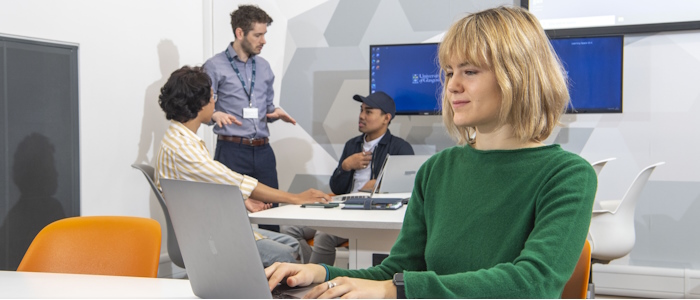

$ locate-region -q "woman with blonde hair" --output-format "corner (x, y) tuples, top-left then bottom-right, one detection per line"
(265, 6), (596, 298)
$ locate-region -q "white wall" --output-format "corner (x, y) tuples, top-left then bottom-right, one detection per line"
(3, 0), (699, 294)
(0, 0), (208, 252)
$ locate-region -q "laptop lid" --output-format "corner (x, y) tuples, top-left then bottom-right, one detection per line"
(371, 153), (390, 196)
(159, 178), (276, 299)
(331, 154), (418, 203)
(377, 154), (431, 193)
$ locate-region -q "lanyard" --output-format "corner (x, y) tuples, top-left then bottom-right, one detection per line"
(362, 137), (377, 179)
(225, 48), (256, 107)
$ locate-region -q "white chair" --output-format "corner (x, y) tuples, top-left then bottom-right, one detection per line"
(586, 162), (663, 298)
(590, 158), (616, 176)
(588, 162), (664, 263)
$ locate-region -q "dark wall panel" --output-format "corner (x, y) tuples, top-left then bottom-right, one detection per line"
(0, 36), (79, 270)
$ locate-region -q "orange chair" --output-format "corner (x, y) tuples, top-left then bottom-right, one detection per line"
(561, 240), (592, 299)
(17, 216), (161, 278)
(307, 238), (350, 248)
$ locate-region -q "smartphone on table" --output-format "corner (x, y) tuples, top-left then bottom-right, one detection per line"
(301, 203), (340, 208)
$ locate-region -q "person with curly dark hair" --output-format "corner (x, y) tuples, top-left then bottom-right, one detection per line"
(203, 5), (292, 232)
(155, 66), (330, 267)
(158, 66), (213, 124)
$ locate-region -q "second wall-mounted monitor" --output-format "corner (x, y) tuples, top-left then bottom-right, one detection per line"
(522, 0), (700, 37)
(369, 43), (442, 115)
(550, 35), (624, 113)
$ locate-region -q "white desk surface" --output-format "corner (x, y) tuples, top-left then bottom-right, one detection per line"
(248, 203), (406, 229)
(249, 204), (407, 269)
(0, 270), (196, 298)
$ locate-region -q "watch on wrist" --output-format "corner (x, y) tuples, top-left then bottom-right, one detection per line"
(393, 272), (406, 299)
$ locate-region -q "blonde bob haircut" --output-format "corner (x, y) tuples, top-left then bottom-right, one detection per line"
(439, 6), (569, 145)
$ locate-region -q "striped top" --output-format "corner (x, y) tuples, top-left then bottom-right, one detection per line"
(155, 121), (263, 240)
(155, 121), (258, 199)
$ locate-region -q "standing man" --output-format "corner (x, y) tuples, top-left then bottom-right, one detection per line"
(203, 5), (292, 232)
(282, 91), (414, 264)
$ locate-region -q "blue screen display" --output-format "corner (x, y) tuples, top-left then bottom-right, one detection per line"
(370, 43), (442, 115)
(550, 36), (624, 113)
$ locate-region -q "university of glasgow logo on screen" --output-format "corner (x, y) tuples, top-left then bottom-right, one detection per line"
(412, 74), (419, 84)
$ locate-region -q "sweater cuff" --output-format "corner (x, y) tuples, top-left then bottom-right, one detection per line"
(321, 264), (330, 282)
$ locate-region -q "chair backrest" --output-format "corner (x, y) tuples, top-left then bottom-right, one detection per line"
(561, 240), (592, 299)
(131, 163), (185, 269)
(590, 157), (616, 176)
(17, 216), (161, 277)
(588, 162), (664, 262)
(612, 162), (664, 216)
(590, 158), (616, 210)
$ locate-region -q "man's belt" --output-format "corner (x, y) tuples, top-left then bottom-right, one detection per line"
(217, 135), (269, 146)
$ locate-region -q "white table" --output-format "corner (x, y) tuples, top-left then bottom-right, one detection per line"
(249, 204), (406, 269)
(0, 270), (197, 298)
(0, 271), (314, 299)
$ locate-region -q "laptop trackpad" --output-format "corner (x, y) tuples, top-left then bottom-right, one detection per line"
(273, 284), (314, 299)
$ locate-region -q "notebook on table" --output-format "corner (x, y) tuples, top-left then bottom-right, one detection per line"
(159, 178), (311, 299)
(341, 196), (404, 210)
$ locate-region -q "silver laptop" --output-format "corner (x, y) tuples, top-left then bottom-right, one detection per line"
(377, 154), (431, 193)
(159, 178), (309, 299)
(330, 154), (417, 203)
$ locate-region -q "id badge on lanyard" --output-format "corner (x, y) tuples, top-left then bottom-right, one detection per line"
(243, 107), (258, 119)
(226, 48), (258, 120)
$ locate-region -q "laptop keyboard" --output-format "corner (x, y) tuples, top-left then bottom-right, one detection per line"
(331, 194), (370, 203)
(341, 195), (369, 200)
(272, 289), (300, 299)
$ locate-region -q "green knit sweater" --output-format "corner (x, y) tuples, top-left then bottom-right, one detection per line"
(327, 144), (597, 298)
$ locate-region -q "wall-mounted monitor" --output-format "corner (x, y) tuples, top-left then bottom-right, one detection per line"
(522, 0), (700, 37)
(550, 35), (624, 113)
(369, 43), (441, 115)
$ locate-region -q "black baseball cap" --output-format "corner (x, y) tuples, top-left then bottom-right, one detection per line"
(352, 91), (396, 120)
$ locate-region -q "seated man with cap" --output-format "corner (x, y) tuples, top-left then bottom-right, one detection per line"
(281, 91), (414, 265)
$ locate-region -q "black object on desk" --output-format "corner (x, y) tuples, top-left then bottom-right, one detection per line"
(342, 198), (404, 210)
(301, 203), (339, 208)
